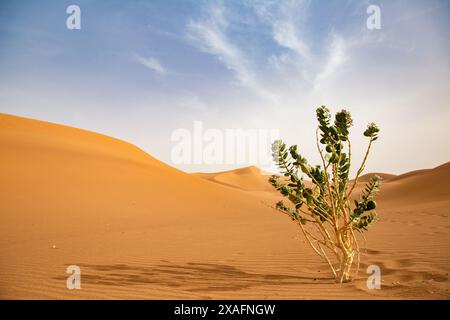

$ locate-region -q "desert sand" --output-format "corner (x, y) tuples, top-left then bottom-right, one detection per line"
(0, 113), (449, 299)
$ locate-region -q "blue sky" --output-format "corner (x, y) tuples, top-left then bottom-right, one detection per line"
(0, 0), (449, 174)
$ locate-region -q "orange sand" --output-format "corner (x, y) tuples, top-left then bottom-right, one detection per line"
(0, 113), (449, 299)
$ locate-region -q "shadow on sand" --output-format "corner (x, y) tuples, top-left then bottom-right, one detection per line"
(55, 262), (334, 291)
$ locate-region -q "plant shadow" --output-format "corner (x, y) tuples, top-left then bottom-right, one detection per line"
(55, 261), (334, 291)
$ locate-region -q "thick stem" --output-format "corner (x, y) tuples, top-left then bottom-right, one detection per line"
(337, 250), (354, 283)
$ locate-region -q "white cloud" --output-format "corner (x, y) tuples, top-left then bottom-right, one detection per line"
(313, 34), (347, 91)
(272, 20), (311, 60)
(185, 5), (277, 101)
(185, 1), (350, 104)
(134, 54), (166, 75)
(252, 0), (311, 69)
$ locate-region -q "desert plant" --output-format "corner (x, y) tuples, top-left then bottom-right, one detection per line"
(269, 106), (380, 283)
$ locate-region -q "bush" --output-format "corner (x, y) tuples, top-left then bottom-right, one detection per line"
(269, 106), (380, 283)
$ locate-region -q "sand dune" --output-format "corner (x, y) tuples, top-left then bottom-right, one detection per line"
(0, 113), (449, 299)
(193, 166), (274, 192)
(376, 162), (450, 205)
(356, 173), (397, 183)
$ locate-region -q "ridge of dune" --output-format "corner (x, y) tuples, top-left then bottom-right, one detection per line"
(356, 172), (397, 183)
(388, 162), (450, 182)
(0, 113), (279, 230)
(195, 162), (450, 204)
(0, 113), (173, 171)
(193, 165), (263, 177)
(196, 159), (450, 209)
(193, 165), (274, 192)
(378, 162), (450, 205)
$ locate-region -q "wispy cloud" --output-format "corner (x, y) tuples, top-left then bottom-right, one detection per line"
(185, 0), (347, 100)
(272, 20), (311, 60)
(313, 34), (347, 91)
(256, 0), (311, 60)
(134, 54), (166, 75)
(186, 5), (277, 101)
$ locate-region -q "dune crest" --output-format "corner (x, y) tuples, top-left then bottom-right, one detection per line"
(196, 163), (450, 205)
(356, 173), (397, 183)
(193, 166), (274, 192)
(378, 162), (450, 205)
